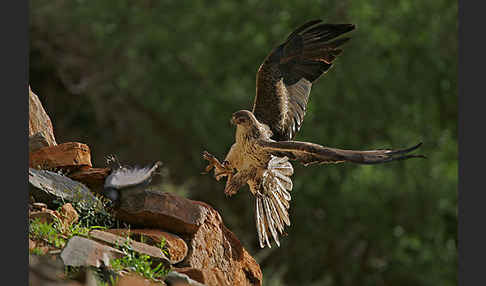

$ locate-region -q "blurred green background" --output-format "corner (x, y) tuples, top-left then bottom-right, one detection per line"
(29, 0), (457, 285)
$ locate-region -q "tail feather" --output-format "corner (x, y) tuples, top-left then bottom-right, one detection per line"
(255, 156), (294, 248)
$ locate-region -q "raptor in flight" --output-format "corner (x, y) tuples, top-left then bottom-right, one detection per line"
(202, 19), (424, 248)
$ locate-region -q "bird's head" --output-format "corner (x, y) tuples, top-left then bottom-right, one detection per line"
(231, 110), (255, 127)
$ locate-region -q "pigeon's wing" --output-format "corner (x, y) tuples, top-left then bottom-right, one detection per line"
(104, 161), (162, 189)
(253, 20), (355, 141)
(255, 156), (294, 248)
(257, 141), (425, 166)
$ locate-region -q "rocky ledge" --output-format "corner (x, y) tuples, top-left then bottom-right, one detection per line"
(28, 86), (262, 286)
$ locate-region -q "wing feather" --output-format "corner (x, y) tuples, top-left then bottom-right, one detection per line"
(253, 20), (355, 141)
(104, 161), (162, 189)
(257, 141), (426, 166)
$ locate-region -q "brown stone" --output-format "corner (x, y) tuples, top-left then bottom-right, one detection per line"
(165, 271), (207, 286)
(173, 267), (211, 285)
(111, 190), (262, 285)
(59, 203), (79, 227)
(29, 132), (50, 153)
(29, 142), (92, 169)
(29, 209), (60, 224)
(114, 190), (210, 235)
(116, 273), (166, 286)
(88, 230), (172, 265)
(106, 229), (188, 264)
(182, 203), (262, 286)
(29, 86), (57, 147)
(30, 255), (84, 286)
(32, 202), (48, 211)
(29, 239), (36, 251)
(61, 236), (123, 268)
(68, 167), (111, 191)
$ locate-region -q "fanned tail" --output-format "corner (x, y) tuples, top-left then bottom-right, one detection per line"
(255, 156), (294, 248)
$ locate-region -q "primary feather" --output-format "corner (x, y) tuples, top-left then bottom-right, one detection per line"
(253, 20), (355, 141)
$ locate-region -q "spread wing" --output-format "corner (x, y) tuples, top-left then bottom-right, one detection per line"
(104, 161), (162, 190)
(252, 19), (355, 141)
(257, 141), (425, 166)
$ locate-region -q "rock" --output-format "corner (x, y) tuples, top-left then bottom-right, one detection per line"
(61, 236), (123, 268)
(68, 167), (111, 192)
(29, 86), (57, 147)
(165, 271), (206, 286)
(106, 229), (188, 264)
(29, 239), (36, 251)
(116, 273), (167, 286)
(114, 190), (210, 235)
(88, 230), (172, 266)
(29, 255), (84, 286)
(112, 190), (262, 285)
(29, 168), (104, 211)
(29, 132), (50, 153)
(31, 202), (48, 211)
(181, 203), (262, 286)
(29, 209), (60, 224)
(29, 142), (92, 170)
(59, 203), (79, 227)
(172, 268), (214, 285)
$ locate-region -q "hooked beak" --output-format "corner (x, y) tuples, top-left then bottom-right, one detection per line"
(230, 116), (236, 125)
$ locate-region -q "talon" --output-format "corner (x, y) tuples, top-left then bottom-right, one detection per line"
(224, 189), (237, 197)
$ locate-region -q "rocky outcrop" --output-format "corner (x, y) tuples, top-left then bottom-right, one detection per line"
(61, 236), (124, 268)
(115, 190), (210, 235)
(29, 142), (92, 170)
(29, 168), (104, 211)
(115, 189), (263, 286)
(29, 86), (57, 147)
(68, 167), (111, 192)
(28, 86), (263, 286)
(106, 229), (189, 265)
(88, 230), (172, 266)
(30, 255), (85, 286)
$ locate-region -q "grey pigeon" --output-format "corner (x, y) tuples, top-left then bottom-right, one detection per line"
(103, 161), (162, 206)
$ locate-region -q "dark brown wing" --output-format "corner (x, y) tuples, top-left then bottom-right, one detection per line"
(257, 141), (425, 166)
(252, 20), (355, 141)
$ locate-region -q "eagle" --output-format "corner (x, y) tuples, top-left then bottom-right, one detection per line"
(202, 19), (425, 248)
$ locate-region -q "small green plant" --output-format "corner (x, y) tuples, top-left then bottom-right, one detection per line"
(110, 237), (170, 281)
(29, 247), (45, 255)
(68, 223), (107, 238)
(29, 218), (67, 249)
(158, 237), (169, 257)
(29, 216), (109, 253)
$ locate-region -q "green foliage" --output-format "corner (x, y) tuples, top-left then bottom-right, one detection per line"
(110, 237), (170, 281)
(29, 247), (46, 256)
(30, 0), (457, 285)
(29, 218), (67, 249)
(158, 237), (169, 257)
(52, 194), (124, 229)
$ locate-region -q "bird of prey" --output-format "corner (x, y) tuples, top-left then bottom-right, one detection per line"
(103, 158), (162, 206)
(202, 19), (424, 248)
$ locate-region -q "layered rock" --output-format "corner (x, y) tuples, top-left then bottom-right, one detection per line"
(29, 142), (92, 170)
(28, 86), (263, 286)
(29, 86), (57, 147)
(29, 168), (104, 211)
(114, 189), (263, 286)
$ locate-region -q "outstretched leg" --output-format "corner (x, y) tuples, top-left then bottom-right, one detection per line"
(202, 151), (234, 181)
